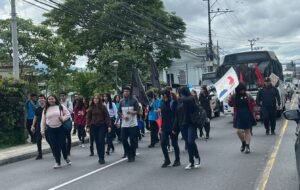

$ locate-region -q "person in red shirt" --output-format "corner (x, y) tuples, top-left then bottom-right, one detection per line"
(74, 96), (87, 147)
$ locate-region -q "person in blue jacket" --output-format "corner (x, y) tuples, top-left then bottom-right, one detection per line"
(147, 90), (161, 148)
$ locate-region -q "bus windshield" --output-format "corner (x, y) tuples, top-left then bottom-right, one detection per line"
(216, 51), (283, 91)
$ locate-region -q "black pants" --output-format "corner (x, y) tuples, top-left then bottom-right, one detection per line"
(26, 119), (36, 143)
(89, 131), (95, 154)
(181, 126), (200, 165)
(161, 130), (180, 162)
(199, 121), (210, 137)
(262, 107), (277, 132)
(35, 124), (42, 155)
(106, 117), (116, 152)
(47, 126), (68, 164)
(149, 121), (159, 145)
(91, 124), (107, 160)
(65, 129), (72, 156)
(77, 125), (86, 144)
(121, 127), (138, 159)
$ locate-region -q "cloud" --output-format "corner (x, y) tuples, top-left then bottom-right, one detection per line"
(1, 0), (300, 63)
(163, 0), (300, 62)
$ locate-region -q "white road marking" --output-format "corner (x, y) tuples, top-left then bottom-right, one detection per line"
(48, 153), (140, 190)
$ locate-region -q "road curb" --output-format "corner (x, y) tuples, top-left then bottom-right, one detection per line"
(0, 140), (82, 167)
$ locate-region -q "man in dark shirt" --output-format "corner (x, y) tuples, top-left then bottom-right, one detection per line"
(31, 95), (47, 160)
(256, 77), (281, 135)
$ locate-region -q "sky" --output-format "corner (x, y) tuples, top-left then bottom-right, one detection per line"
(0, 0), (300, 67)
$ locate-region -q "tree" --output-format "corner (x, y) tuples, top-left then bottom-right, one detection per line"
(43, 0), (186, 88)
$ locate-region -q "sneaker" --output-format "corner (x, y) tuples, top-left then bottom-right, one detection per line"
(271, 131), (276, 135)
(81, 144), (85, 148)
(195, 158), (201, 167)
(245, 145), (250, 154)
(205, 134), (209, 139)
(128, 157), (135, 162)
(65, 158), (72, 165)
(185, 163), (195, 170)
(172, 160), (181, 167)
(266, 130), (270, 135)
(148, 144), (155, 148)
(53, 163), (62, 169)
(240, 141), (246, 152)
(106, 151), (110, 155)
(161, 160), (171, 168)
(35, 154), (42, 160)
(98, 159), (105, 164)
(89, 152), (94, 156)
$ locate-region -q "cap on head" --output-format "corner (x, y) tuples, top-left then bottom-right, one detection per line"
(264, 77), (271, 82)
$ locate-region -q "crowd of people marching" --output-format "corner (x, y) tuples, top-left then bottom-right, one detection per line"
(24, 77), (281, 170)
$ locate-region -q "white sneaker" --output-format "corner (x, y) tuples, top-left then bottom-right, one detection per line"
(195, 158), (201, 168)
(53, 163), (62, 169)
(81, 144), (85, 148)
(185, 163), (195, 170)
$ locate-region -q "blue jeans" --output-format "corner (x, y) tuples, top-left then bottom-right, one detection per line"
(181, 126), (200, 164)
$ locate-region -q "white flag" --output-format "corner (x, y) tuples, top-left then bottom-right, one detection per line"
(269, 73), (279, 87)
(214, 67), (239, 102)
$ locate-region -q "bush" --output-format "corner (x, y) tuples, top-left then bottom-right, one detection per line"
(0, 79), (29, 148)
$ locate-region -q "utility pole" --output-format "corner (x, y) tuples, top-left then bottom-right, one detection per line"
(203, 0), (233, 61)
(248, 38), (259, 51)
(11, 0), (19, 80)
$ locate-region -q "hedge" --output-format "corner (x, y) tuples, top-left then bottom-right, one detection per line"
(0, 79), (30, 148)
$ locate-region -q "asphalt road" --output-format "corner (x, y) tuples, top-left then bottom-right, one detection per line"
(0, 101), (298, 190)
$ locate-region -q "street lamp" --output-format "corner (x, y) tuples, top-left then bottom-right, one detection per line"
(111, 60), (119, 93)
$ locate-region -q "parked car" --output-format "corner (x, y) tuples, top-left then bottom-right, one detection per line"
(282, 109), (300, 189)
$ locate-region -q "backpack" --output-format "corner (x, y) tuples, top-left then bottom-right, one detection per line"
(190, 101), (207, 129)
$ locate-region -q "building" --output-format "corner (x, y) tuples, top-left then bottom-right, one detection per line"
(160, 47), (219, 87)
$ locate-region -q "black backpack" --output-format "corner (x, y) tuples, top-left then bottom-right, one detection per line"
(190, 100), (207, 129)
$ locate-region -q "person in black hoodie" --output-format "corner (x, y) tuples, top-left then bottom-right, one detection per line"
(199, 85), (212, 139)
(160, 89), (180, 168)
(256, 77), (281, 135)
(173, 87), (201, 169)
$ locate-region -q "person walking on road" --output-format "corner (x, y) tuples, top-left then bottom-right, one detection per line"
(256, 77), (281, 135)
(25, 93), (39, 144)
(31, 94), (46, 160)
(74, 96), (87, 147)
(199, 85), (212, 139)
(118, 86), (139, 162)
(41, 95), (71, 169)
(113, 95), (122, 142)
(60, 92), (73, 155)
(160, 89), (180, 168)
(146, 91), (161, 148)
(228, 83), (256, 154)
(86, 95), (111, 165)
(174, 87), (201, 169)
(103, 93), (118, 155)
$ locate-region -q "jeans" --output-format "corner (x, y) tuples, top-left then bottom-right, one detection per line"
(64, 129), (72, 156)
(35, 124), (42, 155)
(106, 118), (116, 152)
(262, 107), (277, 132)
(47, 126), (68, 164)
(160, 130), (180, 162)
(26, 119), (36, 143)
(121, 127), (138, 159)
(181, 126), (200, 165)
(149, 121), (159, 145)
(77, 125), (86, 144)
(91, 124), (107, 160)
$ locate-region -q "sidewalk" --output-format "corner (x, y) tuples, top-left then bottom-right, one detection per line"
(0, 135), (82, 166)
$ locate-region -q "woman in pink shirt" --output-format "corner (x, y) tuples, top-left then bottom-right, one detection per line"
(41, 95), (71, 169)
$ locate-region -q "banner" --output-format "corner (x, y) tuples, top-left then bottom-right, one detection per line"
(131, 68), (149, 106)
(269, 73), (279, 87)
(214, 67), (239, 102)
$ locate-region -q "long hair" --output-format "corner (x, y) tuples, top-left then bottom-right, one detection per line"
(179, 87), (191, 97)
(89, 95), (104, 111)
(44, 95), (60, 115)
(104, 93), (113, 109)
(113, 95), (120, 103)
(75, 96), (84, 110)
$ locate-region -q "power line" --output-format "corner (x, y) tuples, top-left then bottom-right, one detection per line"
(22, 0), (50, 11)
